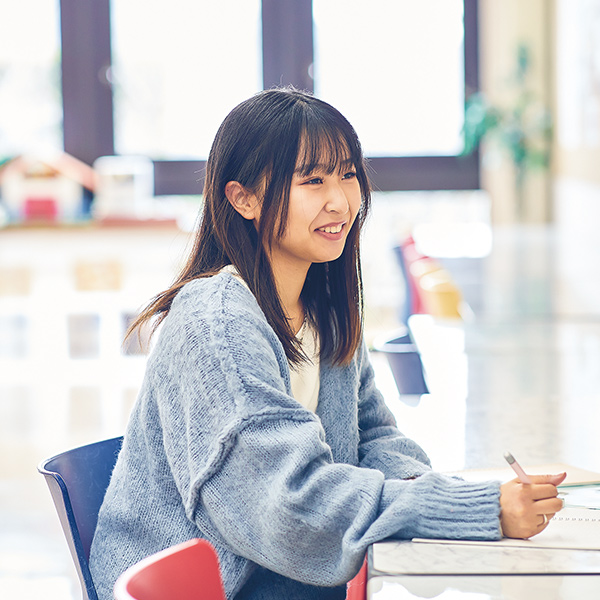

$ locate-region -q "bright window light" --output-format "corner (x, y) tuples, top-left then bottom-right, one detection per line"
(0, 1), (62, 157)
(110, 0), (263, 160)
(313, 0), (465, 157)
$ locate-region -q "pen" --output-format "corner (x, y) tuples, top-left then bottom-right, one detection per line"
(504, 451), (532, 484)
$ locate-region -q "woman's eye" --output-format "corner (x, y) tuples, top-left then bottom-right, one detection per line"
(304, 177), (324, 185)
(342, 171), (357, 180)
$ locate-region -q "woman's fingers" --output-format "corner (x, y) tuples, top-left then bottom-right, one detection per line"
(524, 495), (565, 534)
(535, 513), (552, 532)
(528, 472), (567, 486)
(500, 476), (566, 539)
(534, 496), (565, 520)
(530, 483), (560, 500)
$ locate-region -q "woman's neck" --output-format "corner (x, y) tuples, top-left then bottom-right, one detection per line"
(271, 261), (309, 335)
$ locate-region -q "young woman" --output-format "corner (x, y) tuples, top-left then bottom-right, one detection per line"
(89, 88), (565, 600)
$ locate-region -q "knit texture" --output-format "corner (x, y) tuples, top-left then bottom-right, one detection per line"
(89, 273), (502, 600)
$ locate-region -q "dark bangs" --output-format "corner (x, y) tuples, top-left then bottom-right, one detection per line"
(295, 122), (361, 177)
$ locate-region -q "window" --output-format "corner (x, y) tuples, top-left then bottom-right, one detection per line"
(110, 0), (262, 159)
(313, 0), (465, 157)
(59, 0), (479, 194)
(313, 0), (479, 190)
(0, 1), (62, 157)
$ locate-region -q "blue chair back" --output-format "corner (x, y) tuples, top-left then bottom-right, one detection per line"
(38, 436), (123, 600)
(373, 327), (429, 398)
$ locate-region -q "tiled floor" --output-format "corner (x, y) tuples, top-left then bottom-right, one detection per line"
(2, 191), (600, 599)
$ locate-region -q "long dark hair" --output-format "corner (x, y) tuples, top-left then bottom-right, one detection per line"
(128, 87), (372, 366)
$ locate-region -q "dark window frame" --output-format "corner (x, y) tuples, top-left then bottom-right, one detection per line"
(60, 0), (479, 195)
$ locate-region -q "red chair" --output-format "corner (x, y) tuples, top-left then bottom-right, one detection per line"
(115, 537), (365, 600)
(398, 237), (429, 317)
(113, 538), (226, 600)
(346, 556), (367, 600)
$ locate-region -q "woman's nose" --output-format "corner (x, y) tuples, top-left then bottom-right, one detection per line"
(325, 182), (350, 214)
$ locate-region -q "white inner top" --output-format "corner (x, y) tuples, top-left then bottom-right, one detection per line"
(220, 265), (320, 412)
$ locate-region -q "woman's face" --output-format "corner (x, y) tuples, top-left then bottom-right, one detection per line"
(266, 157), (362, 280)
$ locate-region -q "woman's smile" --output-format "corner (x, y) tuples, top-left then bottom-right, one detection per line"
(315, 221), (347, 239)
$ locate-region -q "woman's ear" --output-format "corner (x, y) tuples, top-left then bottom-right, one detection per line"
(225, 181), (261, 221)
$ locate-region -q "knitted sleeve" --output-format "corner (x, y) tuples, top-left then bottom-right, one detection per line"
(356, 341), (433, 479)
(155, 277), (502, 588)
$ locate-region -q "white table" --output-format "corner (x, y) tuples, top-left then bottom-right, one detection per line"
(368, 540), (600, 599)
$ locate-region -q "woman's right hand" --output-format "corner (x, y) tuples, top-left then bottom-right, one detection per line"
(499, 472), (566, 539)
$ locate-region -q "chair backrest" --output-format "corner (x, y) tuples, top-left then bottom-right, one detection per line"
(346, 556), (367, 600)
(113, 538), (226, 600)
(38, 436), (124, 600)
(372, 327), (429, 397)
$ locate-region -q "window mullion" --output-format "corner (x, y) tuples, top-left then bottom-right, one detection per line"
(60, 0), (114, 165)
(262, 0), (314, 91)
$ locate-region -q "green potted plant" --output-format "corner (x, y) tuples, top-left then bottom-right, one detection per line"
(463, 44), (552, 220)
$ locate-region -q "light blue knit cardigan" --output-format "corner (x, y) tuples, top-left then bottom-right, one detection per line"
(89, 273), (501, 600)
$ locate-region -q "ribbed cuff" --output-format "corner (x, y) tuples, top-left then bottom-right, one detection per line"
(380, 472), (502, 541)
